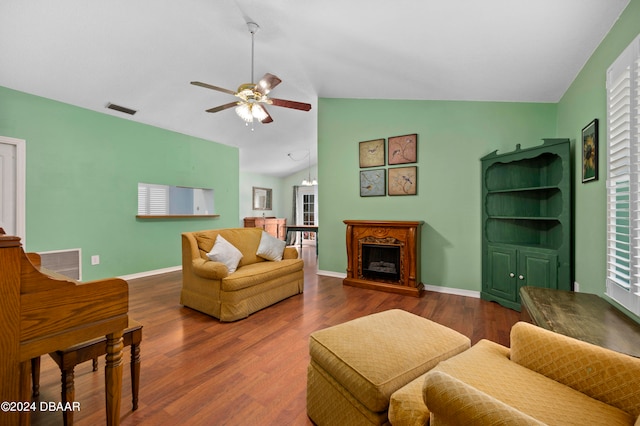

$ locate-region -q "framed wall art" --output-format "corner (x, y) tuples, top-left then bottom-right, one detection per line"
(360, 169), (386, 197)
(388, 166), (417, 195)
(388, 133), (417, 165)
(359, 139), (385, 168)
(582, 118), (598, 183)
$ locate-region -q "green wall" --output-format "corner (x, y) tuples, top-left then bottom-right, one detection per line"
(557, 0), (640, 301)
(0, 86), (239, 281)
(317, 99), (557, 292)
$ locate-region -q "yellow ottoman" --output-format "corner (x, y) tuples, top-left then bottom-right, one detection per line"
(307, 309), (470, 425)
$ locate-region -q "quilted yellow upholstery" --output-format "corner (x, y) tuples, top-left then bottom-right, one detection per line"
(510, 321), (640, 418)
(180, 228), (303, 321)
(418, 322), (640, 426)
(425, 370), (546, 426)
(388, 372), (431, 426)
(307, 361), (389, 426)
(307, 310), (470, 425)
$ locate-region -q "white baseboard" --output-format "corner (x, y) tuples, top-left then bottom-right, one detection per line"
(423, 284), (480, 299)
(119, 265), (182, 281)
(317, 270), (480, 298)
(317, 270), (347, 278)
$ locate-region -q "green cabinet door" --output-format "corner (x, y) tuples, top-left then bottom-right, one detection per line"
(486, 245), (518, 302)
(517, 249), (558, 291)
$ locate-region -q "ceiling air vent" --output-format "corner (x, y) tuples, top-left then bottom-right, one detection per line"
(106, 102), (137, 115)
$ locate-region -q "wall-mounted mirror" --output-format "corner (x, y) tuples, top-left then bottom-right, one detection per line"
(253, 187), (272, 210)
(137, 183), (217, 217)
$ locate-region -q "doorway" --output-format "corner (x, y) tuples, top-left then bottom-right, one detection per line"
(295, 185), (318, 246)
(0, 136), (26, 243)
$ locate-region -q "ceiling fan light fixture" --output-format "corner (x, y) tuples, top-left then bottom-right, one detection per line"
(235, 102), (269, 123)
(235, 104), (254, 122)
(252, 104), (269, 121)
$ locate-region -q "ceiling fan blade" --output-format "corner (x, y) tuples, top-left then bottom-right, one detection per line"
(191, 81), (237, 96)
(255, 73), (282, 95)
(206, 101), (239, 113)
(268, 98), (312, 111)
(258, 105), (274, 124)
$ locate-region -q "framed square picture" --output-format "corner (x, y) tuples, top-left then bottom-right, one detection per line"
(582, 119), (598, 183)
(359, 139), (385, 168)
(388, 134), (417, 165)
(360, 169), (386, 197)
(388, 166), (417, 195)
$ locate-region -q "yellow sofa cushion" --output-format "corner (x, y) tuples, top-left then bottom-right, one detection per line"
(510, 321), (640, 418)
(221, 259), (303, 292)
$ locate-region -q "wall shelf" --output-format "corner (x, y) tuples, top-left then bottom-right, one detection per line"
(136, 215), (220, 219)
(481, 139), (572, 311)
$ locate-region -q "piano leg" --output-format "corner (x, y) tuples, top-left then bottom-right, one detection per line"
(131, 341), (141, 411)
(31, 357), (40, 397)
(19, 360), (31, 426)
(105, 331), (124, 426)
(61, 368), (75, 426)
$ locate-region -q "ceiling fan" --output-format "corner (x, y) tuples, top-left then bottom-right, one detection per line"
(191, 22), (311, 125)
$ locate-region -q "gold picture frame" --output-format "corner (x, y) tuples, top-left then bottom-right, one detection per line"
(582, 119), (598, 183)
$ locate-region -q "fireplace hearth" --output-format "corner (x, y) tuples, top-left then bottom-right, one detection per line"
(344, 220), (424, 297)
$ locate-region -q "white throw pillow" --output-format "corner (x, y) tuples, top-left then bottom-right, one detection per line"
(206, 235), (243, 273)
(256, 231), (286, 261)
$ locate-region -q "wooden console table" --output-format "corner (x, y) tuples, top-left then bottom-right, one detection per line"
(520, 286), (640, 358)
(244, 217), (287, 240)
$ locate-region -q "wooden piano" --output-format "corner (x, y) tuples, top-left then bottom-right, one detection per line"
(0, 233), (128, 426)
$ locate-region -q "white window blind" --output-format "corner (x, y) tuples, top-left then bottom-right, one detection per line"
(605, 34), (640, 316)
(137, 183), (169, 215)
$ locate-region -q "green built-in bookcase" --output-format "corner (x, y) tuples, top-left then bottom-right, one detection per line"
(481, 138), (572, 311)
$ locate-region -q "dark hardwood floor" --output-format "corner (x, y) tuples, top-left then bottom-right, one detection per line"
(30, 245), (520, 426)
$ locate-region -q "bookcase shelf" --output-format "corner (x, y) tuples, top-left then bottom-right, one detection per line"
(481, 139), (572, 311)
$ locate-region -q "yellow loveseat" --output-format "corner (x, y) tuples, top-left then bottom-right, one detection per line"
(180, 228), (304, 321)
(389, 321), (640, 426)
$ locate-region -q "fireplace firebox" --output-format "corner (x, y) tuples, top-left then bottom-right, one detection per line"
(362, 244), (401, 282)
(344, 220), (424, 297)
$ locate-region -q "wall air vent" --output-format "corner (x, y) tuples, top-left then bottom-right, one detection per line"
(106, 102), (137, 115)
(37, 248), (82, 280)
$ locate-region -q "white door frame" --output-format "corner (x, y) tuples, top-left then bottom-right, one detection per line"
(0, 136), (26, 246)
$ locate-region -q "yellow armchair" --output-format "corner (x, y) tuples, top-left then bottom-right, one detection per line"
(423, 322), (640, 425)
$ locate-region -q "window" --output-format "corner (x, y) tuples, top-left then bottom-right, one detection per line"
(605, 34), (640, 316)
(303, 194), (315, 225)
(137, 183), (215, 216)
(138, 183), (169, 215)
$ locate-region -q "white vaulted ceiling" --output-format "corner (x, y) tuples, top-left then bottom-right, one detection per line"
(0, 0), (630, 176)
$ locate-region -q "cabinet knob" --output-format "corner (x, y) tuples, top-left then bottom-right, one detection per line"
(509, 273), (515, 278)
(519, 275), (524, 280)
